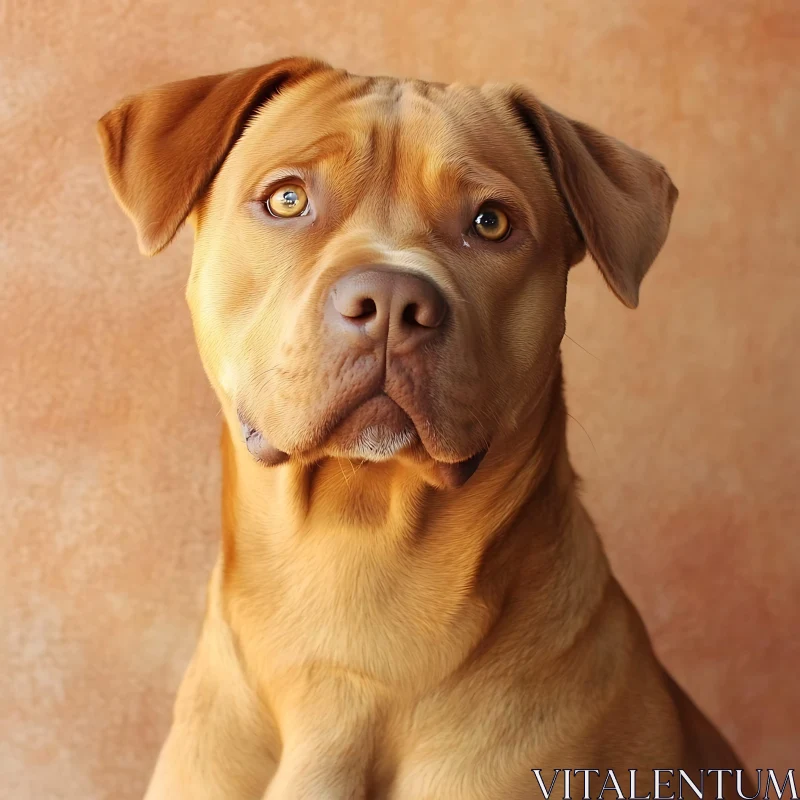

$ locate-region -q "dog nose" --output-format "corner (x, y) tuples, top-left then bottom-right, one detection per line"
(330, 268), (448, 351)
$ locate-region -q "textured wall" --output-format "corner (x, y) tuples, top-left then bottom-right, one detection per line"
(1, 1), (797, 798)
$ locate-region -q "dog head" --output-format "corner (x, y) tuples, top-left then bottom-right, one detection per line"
(98, 58), (677, 488)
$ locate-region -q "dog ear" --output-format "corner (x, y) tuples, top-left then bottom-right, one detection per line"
(96, 57), (329, 256)
(507, 88), (678, 308)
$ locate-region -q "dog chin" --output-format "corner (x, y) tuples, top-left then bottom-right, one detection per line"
(345, 426), (418, 462)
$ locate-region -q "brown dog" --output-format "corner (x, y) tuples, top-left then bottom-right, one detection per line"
(98, 58), (751, 799)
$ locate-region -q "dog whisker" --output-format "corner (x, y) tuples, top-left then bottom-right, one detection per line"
(564, 333), (601, 362)
(337, 457), (351, 488)
(566, 412), (597, 454)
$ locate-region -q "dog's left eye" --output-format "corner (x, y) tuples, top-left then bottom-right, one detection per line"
(266, 184), (309, 218)
(473, 204), (511, 241)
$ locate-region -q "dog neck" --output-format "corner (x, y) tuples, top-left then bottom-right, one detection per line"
(217, 358), (610, 685)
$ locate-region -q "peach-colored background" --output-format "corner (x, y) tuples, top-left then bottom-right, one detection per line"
(2, 1), (798, 798)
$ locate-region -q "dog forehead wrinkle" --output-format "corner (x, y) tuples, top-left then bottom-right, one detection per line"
(241, 105), (353, 160)
(242, 67), (345, 129)
(387, 96), (529, 193)
(247, 80), (491, 215)
(236, 71), (368, 153)
(345, 76), (401, 106)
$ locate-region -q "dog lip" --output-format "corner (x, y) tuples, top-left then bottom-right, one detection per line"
(385, 391), (490, 473)
(236, 391), (489, 476)
(325, 393), (419, 458)
(239, 418), (290, 467)
(432, 449), (488, 489)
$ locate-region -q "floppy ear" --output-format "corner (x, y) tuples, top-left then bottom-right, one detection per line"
(96, 57), (329, 256)
(508, 88), (678, 308)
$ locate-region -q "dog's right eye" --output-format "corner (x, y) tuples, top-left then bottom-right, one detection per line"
(265, 184), (309, 218)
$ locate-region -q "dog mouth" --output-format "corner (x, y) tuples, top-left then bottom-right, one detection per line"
(325, 394), (418, 460)
(238, 393), (487, 488)
(240, 419), (290, 467)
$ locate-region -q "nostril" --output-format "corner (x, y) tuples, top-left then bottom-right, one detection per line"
(402, 302), (420, 327)
(336, 291), (378, 322)
(403, 297), (447, 328)
(357, 297), (377, 320)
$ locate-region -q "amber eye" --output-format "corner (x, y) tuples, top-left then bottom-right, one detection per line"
(473, 205), (511, 241)
(266, 184), (309, 218)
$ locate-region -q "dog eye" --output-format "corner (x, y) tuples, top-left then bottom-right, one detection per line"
(473, 205), (510, 241)
(266, 184), (309, 218)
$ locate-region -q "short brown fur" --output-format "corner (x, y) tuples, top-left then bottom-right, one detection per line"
(98, 57), (750, 799)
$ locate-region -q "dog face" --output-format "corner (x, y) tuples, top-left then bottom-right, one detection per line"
(99, 58), (677, 487)
(186, 71), (579, 483)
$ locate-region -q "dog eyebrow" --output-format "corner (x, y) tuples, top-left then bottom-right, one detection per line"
(428, 160), (538, 237)
(273, 132), (355, 167)
(242, 132), (355, 197)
